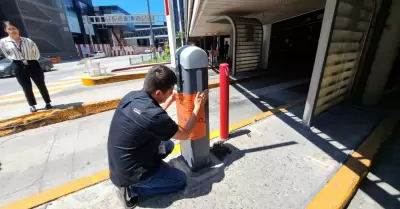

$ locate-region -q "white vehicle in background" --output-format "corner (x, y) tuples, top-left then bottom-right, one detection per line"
(144, 49), (152, 54)
(89, 51), (106, 59)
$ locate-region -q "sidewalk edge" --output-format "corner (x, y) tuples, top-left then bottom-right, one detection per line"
(0, 74), (267, 138)
(111, 62), (171, 72)
(83, 65), (216, 86)
(0, 99), (120, 138)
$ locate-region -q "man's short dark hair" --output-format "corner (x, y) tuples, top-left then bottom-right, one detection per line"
(143, 65), (177, 93)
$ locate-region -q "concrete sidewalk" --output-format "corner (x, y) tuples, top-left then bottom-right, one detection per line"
(29, 102), (384, 209)
(0, 75), (310, 207)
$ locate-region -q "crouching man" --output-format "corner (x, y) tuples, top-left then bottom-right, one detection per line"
(107, 65), (209, 208)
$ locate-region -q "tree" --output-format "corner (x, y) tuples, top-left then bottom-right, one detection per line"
(165, 41), (170, 56)
(175, 32), (182, 48)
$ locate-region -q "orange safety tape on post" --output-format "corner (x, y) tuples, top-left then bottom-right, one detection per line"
(176, 93), (206, 140)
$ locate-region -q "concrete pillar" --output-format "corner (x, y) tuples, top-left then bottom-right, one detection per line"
(261, 24), (272, 69)
(228, 30), (233, 58)
(109, 28), (118, 47)
(363, 0), (400, 105)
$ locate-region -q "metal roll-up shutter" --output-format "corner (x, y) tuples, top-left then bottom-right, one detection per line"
(303, 0), (377, 126)
(315, 0), (375, 116)
(232, 17), (263, 73)
(314, 0), (375, 115)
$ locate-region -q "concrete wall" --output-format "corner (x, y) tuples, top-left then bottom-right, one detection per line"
(261, 24), (271, 69)
(228, 35), (233, 59)
(363, 0), (400, 104)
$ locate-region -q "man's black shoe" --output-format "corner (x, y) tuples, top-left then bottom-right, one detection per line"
(45, 103), (52, 110)
(116, 186), (139, 209)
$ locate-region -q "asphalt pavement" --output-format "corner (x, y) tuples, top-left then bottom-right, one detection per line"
(0, 67), (82, 96)
(0, 54), (153, 107)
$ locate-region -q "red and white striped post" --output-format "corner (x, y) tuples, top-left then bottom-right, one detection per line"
(164, 0), (177, 68)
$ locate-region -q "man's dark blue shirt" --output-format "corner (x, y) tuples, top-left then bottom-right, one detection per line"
(108, 90), (179, 187)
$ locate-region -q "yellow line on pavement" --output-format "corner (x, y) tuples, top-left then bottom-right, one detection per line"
(0, 100), (303, 209)
(0, 87), (66, 100)
(46, 80), (81, 86)
(305, 115), (400, 209)
(0, 170), (110, 209)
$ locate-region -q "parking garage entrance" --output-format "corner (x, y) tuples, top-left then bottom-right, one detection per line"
(268, 10), (324, 77)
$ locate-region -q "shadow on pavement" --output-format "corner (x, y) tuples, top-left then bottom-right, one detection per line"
(37, 102), (84, 111)
(230, 71), (311, 112)
(347, 127), (400, 209)
(138, 139), (298, 208)
(228, 128), (251, 138)
(231, 71), (400, 207)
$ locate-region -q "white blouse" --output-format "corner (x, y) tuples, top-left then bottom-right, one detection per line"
(0, 36), (40, 61)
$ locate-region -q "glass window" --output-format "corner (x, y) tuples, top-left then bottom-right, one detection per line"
(78, 2), (90, 16)
(63, 0), (81, 33)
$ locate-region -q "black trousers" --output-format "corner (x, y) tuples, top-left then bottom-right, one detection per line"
(12, 60), (51, 106)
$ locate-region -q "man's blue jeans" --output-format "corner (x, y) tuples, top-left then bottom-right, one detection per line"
(130, 140), (187, 196)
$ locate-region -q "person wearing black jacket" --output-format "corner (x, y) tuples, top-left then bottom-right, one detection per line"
(108, 65), (208, 208)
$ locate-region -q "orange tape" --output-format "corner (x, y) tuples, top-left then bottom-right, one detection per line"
(176, 93), (206, 140)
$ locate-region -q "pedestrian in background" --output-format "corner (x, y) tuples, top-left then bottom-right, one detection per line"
(224, 40), (230, 59)
(0, 21), (52, 113)
(157, 45), (163, 57)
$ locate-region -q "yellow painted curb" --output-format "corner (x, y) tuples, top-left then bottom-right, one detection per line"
(0, 73), (268, 137)
(81, 69), (271, 87)
(0, 170), (110, 209)
(81, 73), (148, 86)
(306, 115), (400, 209)
(0, 99), (120, 138)
(1, 101), (303, 209)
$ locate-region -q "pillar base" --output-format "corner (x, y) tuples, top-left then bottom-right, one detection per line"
(170, 153), (224, 189)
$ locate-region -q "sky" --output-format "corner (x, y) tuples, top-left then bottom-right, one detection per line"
(92, 0), (165, 15)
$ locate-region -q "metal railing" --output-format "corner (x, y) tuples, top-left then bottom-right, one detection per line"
(87, 14), (166, 25)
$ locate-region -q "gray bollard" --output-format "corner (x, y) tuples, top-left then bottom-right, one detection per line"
(176, 46), (210, 171)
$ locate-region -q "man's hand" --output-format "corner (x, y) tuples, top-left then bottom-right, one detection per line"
(193, 89), (209, 113)
(168, 91), (177, 103)
(162, 91), (177, 110)
(172, 89), (210, 140)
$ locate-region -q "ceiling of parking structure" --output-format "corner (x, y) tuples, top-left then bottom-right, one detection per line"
(190, 0), (326, 36)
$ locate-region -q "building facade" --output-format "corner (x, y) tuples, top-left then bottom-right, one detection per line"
(173, 0), (184, 34)
(93, 6), (136, 46)
(63, 0), (105, 45)
(0, 0), (79, 59)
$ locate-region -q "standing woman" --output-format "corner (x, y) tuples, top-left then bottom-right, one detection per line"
(0, 21), (52, 112)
